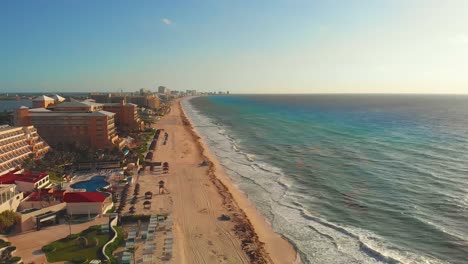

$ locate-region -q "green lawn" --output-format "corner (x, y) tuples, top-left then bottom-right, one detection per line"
(44, 226), (110, 263)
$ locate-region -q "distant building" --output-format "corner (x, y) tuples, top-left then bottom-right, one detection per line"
(90, 93), (160, 109)
(89, 93), (111, 103)
(0, 125), (50, 176)
(127, 95), (160, 109)
(185, 90), (197, 96)
(102, 101), (144, 132)
(109, 95), (126, 104)
(158, 86), (167, 94)
(139, 88), (152, 95)
(32, 95), (55, 108)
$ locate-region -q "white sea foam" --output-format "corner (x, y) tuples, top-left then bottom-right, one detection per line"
(181, 98), (446, 264)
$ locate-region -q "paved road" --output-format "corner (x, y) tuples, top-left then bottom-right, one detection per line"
(7, 217), (108, 263)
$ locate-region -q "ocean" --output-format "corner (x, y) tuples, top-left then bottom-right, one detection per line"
(182, 95), (468, 264)
(0, 99), (32, 111)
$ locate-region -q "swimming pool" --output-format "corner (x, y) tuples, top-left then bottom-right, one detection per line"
(70, 176), (109, 192)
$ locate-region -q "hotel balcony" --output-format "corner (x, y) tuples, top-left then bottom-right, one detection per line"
(0, 129), (23, 141)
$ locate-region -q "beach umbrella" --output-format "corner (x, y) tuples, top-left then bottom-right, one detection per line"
(145, 191), (153, 199)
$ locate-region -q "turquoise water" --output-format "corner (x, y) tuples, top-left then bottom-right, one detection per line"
(183, 95), (468, 264)
(70, 176), (108, 192)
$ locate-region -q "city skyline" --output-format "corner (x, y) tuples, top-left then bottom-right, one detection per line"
(1, 0), (468, 94)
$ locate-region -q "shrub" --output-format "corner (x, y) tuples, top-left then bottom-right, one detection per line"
(0, 211), (20, 234)
(66, 234), (79, 240)
(71, 255), (86, 263)
(9, 256), (21, 263)
(42, 244), (55, 252)
(0, 239), (11, 248)
(6, 246), (16, 252)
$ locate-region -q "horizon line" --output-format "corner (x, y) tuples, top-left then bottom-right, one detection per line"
(2, 92), (468, 96)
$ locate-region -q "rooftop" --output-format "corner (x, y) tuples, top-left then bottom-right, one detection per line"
(28, 110), (115, 117)
(0, 171), (49, 184)
(57, 100), (103, 108)
(26, 188), (65, 201)
(33, 95), (54, 101)
(52, 94), (65, 102)
(63, 192), (107, 203)
(29, 108), (51, 112)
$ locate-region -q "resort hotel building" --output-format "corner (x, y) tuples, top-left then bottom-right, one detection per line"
(89, 93), (161, 109)
(13, 100), (125, 149)
(13, 95), (145, 149)
(0, 170), (51, 192)
(99, 101), (145, 132)
(0, 184), (23, 213)
(0, 125), (50, 176)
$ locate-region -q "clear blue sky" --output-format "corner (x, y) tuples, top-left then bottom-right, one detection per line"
(1, 0), (468, 94)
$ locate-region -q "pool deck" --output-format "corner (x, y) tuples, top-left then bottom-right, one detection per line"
(64, 169), (123, 192)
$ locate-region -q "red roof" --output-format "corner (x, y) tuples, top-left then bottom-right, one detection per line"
(63, 192), (107, 203)
(0, 171), (49, 184)
(26, 188), (66, 202)
(0, 173), (18, 184)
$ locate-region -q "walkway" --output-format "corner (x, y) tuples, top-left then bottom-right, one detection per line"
(8, 217), (108, 263)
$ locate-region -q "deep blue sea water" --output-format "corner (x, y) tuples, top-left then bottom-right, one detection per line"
(182, 95), (468, 264)
(0, 99), (32, 111)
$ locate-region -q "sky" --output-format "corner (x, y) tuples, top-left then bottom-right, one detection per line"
(1, 0), (468, 94)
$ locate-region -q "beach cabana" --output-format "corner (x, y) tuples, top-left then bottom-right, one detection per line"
(143, 201), (151, 209)
(145, 191), (153, 199)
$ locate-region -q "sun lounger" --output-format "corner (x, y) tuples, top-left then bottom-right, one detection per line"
(128, 231), (137, 240)
(125, 241), (135, 249)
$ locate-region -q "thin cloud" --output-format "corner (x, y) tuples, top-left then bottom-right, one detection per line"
(162, 18), (172, 25)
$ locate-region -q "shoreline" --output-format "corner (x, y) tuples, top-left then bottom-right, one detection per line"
(179, 98), (301, 264)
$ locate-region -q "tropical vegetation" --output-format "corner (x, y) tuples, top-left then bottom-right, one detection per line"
(42, 225), (109, 263)
(0, 210), (20, 234)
